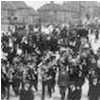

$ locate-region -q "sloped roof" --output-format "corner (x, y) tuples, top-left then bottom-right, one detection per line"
(1, 1), (16, 10)
(62, 1), (100, 12)
(27, 7), (38, 16)
(62, 1), (83, 12)
(80, 1), (100, 7)
(63, 1), (99, 7)
(38, 1), (63, 12)
(14, 6), (38, 17)
(1, 1), (28, 10)
(11, 1), (28, 9)
(1, 1), (38, 16)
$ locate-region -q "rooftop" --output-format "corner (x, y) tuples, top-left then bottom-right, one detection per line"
(25, 7), (38, 16)
(1, 1), (16, 10)
(1, 1), (38, 16)
(11, 1), (28, 9)
(38, 1), (63, 12)
(1, 1), (29, 10)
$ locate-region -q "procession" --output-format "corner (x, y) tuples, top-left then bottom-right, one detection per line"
(1, 1), (100, 100)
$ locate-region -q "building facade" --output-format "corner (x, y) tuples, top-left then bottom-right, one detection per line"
(38, 1), (100, 25)
(38, 1), (64, 25)
(1, 1), (100, 31)
(1, 1), (38, 31)
(1, 1), (16, 31)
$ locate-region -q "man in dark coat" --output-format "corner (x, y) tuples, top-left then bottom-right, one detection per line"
(49, 66), (56, 92)
(12, 68), (21, 96)
(67, 60), (85, 100)
(58, 66), (69, 100)
(27, 66), (38, 91)
(19, 81), (34, 100)
(88, 70), (98, 100)
(41, 63), (51, 100)
(88, 55), (100, 100)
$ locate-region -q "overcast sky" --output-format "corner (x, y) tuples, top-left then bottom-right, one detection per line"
(3, 0), (100, 10)
(25, 0), (63, 10)
(25, 0), (100, 10)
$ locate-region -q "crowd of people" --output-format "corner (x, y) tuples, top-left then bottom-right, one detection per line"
(1, 19), (100, 100)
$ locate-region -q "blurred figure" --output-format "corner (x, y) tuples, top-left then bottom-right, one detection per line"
(19, 81), (34, 100)
(58, 66), (69, 100)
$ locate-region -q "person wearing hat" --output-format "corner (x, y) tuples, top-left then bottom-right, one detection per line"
(1, 64), (10, 100)
(58, 66), (69, 100)
(45, 65), (56, 98)
(41, 60), (53, 100)
(67, 59), (84, 100)
(88, 68), (99, 100)
(26, 64), (38, 91)
(19, 81), (34, 100)
(12, 65), (22, 96)
(95, 55), (100, 100)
